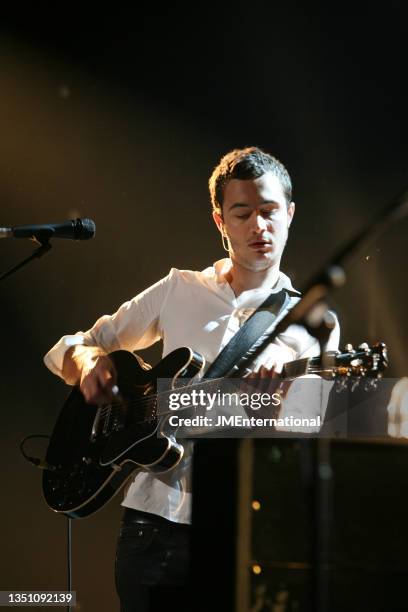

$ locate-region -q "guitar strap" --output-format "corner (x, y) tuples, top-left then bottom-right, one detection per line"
(204, 288), (294, 379)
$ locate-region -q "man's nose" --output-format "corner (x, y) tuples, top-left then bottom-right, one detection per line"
(252, 213), (267, 232)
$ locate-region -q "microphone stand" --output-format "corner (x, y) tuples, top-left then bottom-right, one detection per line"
(0, 234), (52, 283)
(226, 186), (408, 612)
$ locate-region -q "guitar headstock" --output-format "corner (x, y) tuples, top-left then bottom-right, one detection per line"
(330, 341), (388, 379)
(318, 341), (388, 392)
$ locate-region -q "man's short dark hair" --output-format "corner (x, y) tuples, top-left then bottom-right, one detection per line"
(209, 146), (293, 214)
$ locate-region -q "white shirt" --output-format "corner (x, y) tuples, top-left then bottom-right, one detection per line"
(44, 258), (340, 524)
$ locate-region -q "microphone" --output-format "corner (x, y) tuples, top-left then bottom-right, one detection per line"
(0, 218), (96, 240)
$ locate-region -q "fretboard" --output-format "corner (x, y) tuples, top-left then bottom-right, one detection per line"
(282, 357), (311, 378)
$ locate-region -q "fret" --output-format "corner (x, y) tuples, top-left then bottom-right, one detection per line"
(282, 357), (311, 378)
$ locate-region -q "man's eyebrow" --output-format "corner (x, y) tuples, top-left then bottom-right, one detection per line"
(228, 202), (250, 211)
(228, 200), (280, 211)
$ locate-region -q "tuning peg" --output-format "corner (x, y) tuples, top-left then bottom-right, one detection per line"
(364, 379), (378, 392)
(344, 343), (354, 352)
(358, 342), (369, 351)
(335, 378), (348, 393)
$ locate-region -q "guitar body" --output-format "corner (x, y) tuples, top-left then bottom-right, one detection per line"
(42, 347), (204, 518)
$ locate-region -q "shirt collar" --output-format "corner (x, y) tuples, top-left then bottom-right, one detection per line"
(207, 258), (300, 295)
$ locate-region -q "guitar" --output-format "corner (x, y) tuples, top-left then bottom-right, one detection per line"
(43, 342), (387, 518)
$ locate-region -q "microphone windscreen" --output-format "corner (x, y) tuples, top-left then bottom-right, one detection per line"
(75, 218), (96, 240)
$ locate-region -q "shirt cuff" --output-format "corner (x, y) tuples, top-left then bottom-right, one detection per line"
(43, 334), (87, 382)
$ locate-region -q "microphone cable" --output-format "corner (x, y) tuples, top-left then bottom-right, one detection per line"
(20, 434), (74, 612)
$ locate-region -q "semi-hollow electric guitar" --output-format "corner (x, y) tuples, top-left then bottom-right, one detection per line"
(43, 342), (387, 518)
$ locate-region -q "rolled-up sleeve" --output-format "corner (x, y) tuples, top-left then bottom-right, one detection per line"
(44, 270), (176, 381)
(277, 310), (340, 361)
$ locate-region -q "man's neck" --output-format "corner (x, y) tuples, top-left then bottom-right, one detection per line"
(225, 259), (281, 297)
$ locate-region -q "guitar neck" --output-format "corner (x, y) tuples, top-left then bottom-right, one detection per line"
(282, 355), (323, 378)
(282, 352), (355, 379)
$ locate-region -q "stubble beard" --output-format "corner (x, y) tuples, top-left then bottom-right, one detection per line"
(230, 248), (279, 274)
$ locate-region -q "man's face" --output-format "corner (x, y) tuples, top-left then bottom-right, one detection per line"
(213, 172), (295, 272)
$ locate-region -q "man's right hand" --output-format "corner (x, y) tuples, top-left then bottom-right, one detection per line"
(63, 346), (117, 404)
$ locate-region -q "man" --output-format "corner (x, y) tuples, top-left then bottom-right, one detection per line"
(44, 147), (339, 611)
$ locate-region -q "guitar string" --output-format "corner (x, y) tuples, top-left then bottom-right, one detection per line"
(95, 360), (369, 416)
(92, 350), (377, 428)
(115, 348), (376, 416)
(106, 356), (316, 412)
(94, 373), (291, 425)
(96, 369), (304, 414)
(93, 365), (356, 422)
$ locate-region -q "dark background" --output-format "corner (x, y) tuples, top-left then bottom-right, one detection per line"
(0, 3), (407, 610)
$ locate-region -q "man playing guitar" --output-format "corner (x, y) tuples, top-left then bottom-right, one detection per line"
(44, 147), (339, 611)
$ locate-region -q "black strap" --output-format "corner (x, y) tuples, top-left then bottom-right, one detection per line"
(204, 289), (289, 379)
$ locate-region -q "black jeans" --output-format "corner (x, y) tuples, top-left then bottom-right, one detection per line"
(115, 508), (192, 612)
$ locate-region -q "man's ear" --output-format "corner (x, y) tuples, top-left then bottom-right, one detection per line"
(287, 201), (295, 228)
(212, 210), (225, 235)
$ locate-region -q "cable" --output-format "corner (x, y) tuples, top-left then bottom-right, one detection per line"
(67, 518), (73, 612)
(21, 435), (74, 609)
(19, 434), (51, 468)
